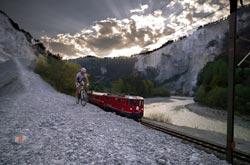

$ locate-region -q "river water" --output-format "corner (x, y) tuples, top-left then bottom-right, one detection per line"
(144, 96), (250, 142)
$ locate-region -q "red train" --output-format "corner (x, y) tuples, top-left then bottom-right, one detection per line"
(87, 91), (144, 119)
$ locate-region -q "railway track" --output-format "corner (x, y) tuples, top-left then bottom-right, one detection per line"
(141, 118), (250, 164)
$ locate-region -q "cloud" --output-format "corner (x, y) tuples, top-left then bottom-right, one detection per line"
(130, 4), (149, 14)
(41, 0), (231, 59)
(49, 42), (79, 55)
(41, 12), (168, 58)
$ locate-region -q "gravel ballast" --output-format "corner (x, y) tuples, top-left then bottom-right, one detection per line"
(0, 59), (228, 164)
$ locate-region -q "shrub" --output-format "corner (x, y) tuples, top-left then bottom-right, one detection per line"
(235, 84), (250, 115)
(152, 87), (170, 97)
(112, 76), (170, 97)
(194, 85), (207, 103)
(195, 56), (250, 115)
(205, 87), (227, 110)
(35, 56), (81, 96)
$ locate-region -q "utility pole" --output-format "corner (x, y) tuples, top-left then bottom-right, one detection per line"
(227, 0), (237, 164)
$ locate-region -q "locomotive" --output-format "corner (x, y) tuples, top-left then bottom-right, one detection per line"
(87, 91), (144, 119)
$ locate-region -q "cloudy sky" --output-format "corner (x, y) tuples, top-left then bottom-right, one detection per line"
(0, 0), (249, 59)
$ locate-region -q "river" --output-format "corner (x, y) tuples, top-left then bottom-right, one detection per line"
(144, 96), (250, 143)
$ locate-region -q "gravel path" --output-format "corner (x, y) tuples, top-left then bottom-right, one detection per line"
(0, 59), (228, 164)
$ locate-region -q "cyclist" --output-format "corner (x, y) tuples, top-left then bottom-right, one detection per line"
(76, 67), (90, 103)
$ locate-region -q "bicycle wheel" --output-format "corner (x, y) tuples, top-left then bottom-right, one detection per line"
(80, 89), (87, 106)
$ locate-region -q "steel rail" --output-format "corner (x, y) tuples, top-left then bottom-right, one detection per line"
(141, 118), (250, 163)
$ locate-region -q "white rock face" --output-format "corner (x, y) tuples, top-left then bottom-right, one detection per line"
(135, 9), (250, 95)
(135, 21), (227, 95)
(0, 12), (36, 63)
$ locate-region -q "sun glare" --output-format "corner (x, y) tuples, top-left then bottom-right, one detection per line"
(108, 46), (143, 58)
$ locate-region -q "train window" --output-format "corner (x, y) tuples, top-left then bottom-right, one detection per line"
(118, 98), (121, 104)
(128, 99), (137, 106)
(139, 100), (144, 106)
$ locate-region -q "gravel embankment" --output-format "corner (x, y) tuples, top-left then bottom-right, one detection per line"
(0, 59), (228, 164)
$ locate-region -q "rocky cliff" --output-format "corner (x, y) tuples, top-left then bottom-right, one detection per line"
(134, 6), (250, 95)
(0, 11), (51, 92)
(0, 11), (48, 65)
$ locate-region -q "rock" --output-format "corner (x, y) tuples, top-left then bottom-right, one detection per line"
(157, 158), (166, 164)
(189, 153), (201, 162)
(14, 134), (27, 144)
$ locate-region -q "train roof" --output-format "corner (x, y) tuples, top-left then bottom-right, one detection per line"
(89, 91), (143, 100)
(90, 91), (108, 96)
(124, 95), (144, 100)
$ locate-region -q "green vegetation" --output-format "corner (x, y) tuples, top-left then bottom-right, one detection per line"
(70, 56), (171, 97)
(194, 58), (250, 115)
(35, 55), (169, 98)
(35, 55), (81, 96)
(112, 75), (170, 98)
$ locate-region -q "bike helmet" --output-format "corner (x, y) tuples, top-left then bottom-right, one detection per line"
(81, 68), (86, 72)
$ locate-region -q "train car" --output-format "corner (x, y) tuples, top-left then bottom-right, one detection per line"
(88, 91), (144, 119)
(87, 91), (106, 107)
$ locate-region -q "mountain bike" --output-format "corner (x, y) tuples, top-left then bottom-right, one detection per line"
(76, 81), (88, 106)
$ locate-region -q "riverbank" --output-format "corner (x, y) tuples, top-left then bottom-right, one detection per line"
(144, 96), (250, 154)
(186, 103), (250, 129)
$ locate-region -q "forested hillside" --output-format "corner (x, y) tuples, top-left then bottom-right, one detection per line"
(194, 32), (250, 115)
